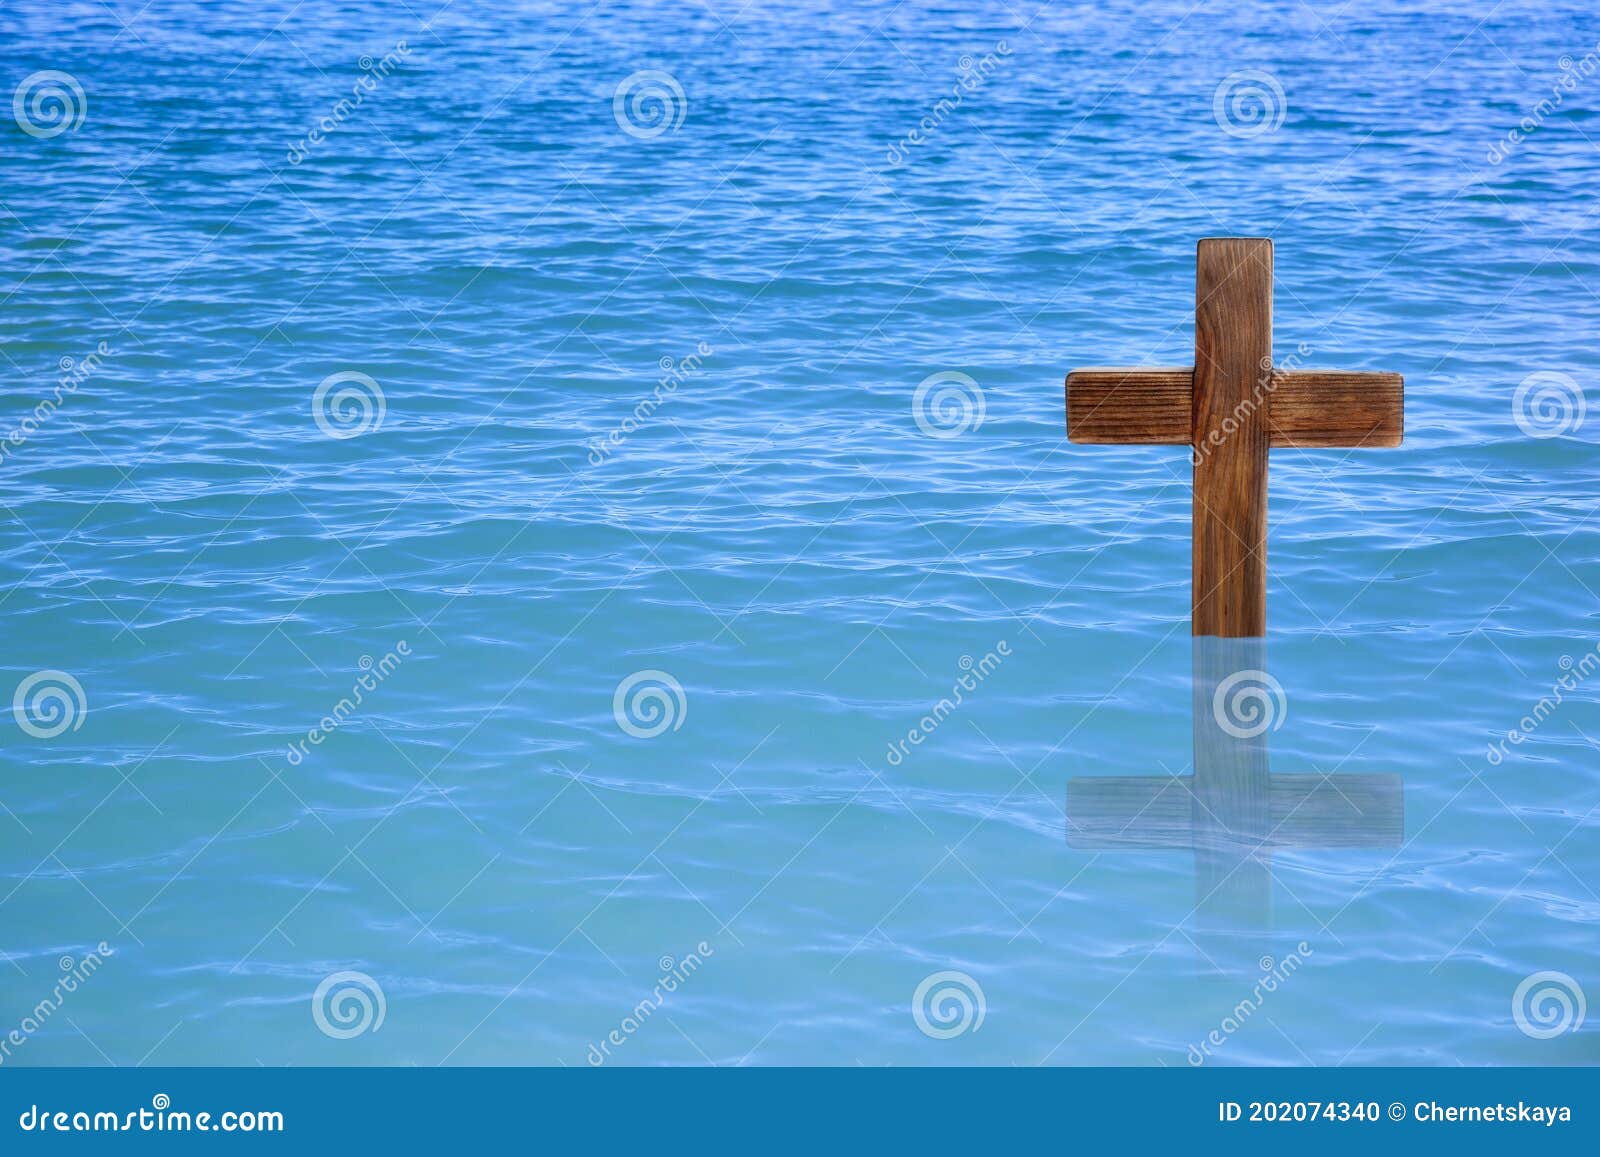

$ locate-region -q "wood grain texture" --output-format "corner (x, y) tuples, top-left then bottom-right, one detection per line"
(1064, 368), (1192, 444)
(1067, 369), (1404, 448)
(1192, 238), (1272, 638)
(1268, 371), (1404, 447)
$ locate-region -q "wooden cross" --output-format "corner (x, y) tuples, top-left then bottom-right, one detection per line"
(1067, 639), (1402, 933)
(1066, 238), (1403, 637)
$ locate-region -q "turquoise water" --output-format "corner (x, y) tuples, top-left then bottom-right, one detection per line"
(2, 0), (1598, 1066)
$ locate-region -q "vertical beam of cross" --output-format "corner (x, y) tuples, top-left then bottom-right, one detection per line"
(1193, 239), (1272, 637)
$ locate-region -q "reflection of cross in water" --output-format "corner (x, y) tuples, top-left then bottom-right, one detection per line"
(1066, 638), (1402, 931)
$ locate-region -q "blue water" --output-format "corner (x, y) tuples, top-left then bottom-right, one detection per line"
(2, 0), (1598, 1067)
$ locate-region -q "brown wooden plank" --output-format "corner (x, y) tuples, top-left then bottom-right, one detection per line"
(1069, 368), (1403, 449)
(1192, 238), (1272, 638)
(1270, 371), (1404, 447)
(1075, 368), (1401, 451)
(1065, 368), (1192, 444)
